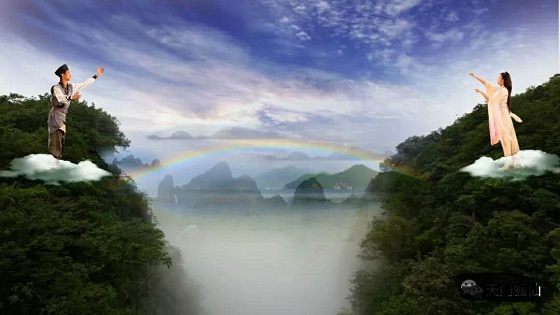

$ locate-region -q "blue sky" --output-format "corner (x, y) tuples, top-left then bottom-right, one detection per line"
(0, 0), (557, 155)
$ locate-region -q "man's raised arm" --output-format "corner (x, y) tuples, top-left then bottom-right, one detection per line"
(73, 67), (104, 94)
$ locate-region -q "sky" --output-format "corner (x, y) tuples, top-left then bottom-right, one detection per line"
(0, 0), (558, 159)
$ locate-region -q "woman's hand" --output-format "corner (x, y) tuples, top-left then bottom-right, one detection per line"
(470, 72), (490, 87)
(475, 88), (489, 101)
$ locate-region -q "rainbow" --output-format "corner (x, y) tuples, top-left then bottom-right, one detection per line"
(124, 138), (393, 181)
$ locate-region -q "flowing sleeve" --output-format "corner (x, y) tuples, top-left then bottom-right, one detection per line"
(510, 112), (522, 123)
(72, 77), (97, 94)
(486, 85), (502, 145)
(488, 102), (499, 145)
(51, 85), (71, 108)
(485, 83), (497, 98)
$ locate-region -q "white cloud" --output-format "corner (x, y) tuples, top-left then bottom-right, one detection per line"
(425, 28), (464, 45)
(384, 0), (422, 17)
(258, 0), (418, 54)
(446, 11), (459, 22)
(295, 30), (311, 41)
(0, 154), (111, 184)
(461, 150), (560, 180)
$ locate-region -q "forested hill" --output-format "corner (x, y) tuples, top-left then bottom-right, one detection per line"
(0, 94), (202, 315)
(349, 75), (560, 315)
(283, 164), (378, 190)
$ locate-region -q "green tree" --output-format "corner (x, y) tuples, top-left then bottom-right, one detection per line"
(350, 75), (560, 314)
(0, 94), (202, 314)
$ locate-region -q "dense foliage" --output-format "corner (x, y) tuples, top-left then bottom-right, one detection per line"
(0, 94), (202, 314)
(350, 74), (560, 314)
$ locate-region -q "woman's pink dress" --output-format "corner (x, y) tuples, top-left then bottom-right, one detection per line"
(486, 85), (521, 156)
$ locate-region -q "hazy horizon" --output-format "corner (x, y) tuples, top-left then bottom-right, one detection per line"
(111, 145), (382, 198)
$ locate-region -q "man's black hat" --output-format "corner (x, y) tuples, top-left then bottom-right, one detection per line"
(55, 64), (69, 77)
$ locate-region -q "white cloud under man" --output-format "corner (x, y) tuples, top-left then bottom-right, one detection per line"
(0, 154), (112, 185)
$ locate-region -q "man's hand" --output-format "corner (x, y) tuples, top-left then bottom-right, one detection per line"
(71, 93), (81, 100)
(469, 72), (477, 78)
(96, 67), (105, 76)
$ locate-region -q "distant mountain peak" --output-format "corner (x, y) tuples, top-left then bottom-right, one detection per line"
(297, 177), (323, 192)
(292, 177), (328, 205)
(204, 161), (232, 180)
(147, 130), (193, 140)
(287, 151), (310, 160)
(170, 130), (193, 139)
(157, 174), (175, 200)
(112, 154), (160, 170)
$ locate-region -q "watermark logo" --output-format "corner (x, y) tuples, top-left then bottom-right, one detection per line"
(461, 279), (484, 298)
(455, 273), (542, 301)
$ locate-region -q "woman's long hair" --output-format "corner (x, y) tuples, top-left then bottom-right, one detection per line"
(501, 72), (512, 112)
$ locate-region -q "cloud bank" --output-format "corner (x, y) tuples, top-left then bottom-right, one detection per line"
(461, 150), (560, 180)
(0, 154), (112, 184)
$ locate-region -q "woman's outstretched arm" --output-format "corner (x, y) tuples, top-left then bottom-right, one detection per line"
(469, 72), (491, 87)
(475, 88), (489, 101)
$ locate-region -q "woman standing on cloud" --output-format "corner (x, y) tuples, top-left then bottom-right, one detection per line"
(470, 71), (522, 170)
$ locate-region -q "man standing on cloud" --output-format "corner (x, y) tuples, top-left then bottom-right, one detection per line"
(470, 71), (522, 170)
(48, 64), (104, 159)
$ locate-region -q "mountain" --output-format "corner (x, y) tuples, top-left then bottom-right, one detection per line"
(254, 165), (312, 189)
(147, 130), (193, 140)
(169, 162), (262, 208)
(320, 147), (390, 160)
(112, 154), (144, 167)
(0, 93), (202, 314)
(283, 164), (378, 190)
(210, 127), (280, 139)
(260, 194), (287, 208)
(170, 130), (194, 139)
(291, 177), (330, 207)
(157, 174), (175, 201)
(151, 159), (161, 168)
(185, 161), (233, 190)
(148, 127), (280, 140)
(349, 75), (560, 314)
(111, 154), (160, 169)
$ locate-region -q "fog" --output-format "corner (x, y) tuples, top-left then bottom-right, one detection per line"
(152, 201), (381, 315)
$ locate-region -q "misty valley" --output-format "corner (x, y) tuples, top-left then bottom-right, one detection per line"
(143, 160), (381, 314)
(152, 201), (380, 315)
